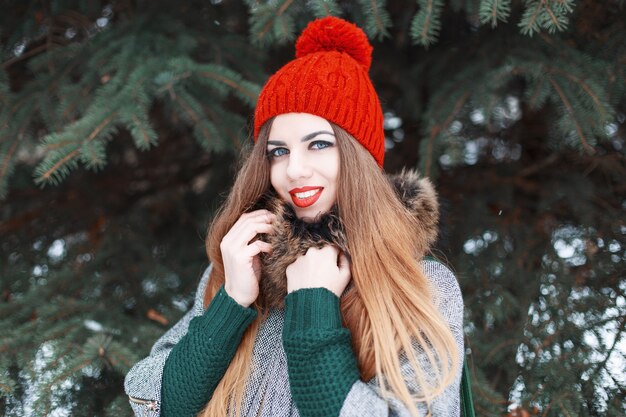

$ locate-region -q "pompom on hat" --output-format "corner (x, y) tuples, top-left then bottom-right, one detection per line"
(253, 16), (385, 167)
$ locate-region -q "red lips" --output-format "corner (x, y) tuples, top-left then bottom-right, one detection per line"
(289, 186), (323, 208)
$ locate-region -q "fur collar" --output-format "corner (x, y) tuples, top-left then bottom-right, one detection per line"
(256, 169), (439, 309)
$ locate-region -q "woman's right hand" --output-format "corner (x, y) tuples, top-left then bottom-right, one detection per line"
(220, 209), (275, 307)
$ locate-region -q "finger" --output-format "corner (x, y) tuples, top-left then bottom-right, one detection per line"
(338, 251), (349, 265)
(338, 252), (350, 270)
(243, 222), (275, 242)
(227, 216), (273, 240)
(244, 220), (275, 235)
(245, 240), (273, 257)
(231, 210), (273, 229)
(228, 220), (275, 246)
(338, 253), (351, 282)
(242, 209), (273, 217)
(240, 210), (276, 223)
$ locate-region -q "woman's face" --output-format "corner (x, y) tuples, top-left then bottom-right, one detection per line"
(267, 113), (340, 222)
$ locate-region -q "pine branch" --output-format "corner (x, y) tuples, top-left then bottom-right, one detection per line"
(356, 0), (392, 40)
(479, 0), (512, 28)
(196, 65), (260, 105)
(248, 0), (298, 46)
(519, 0), (576, 36)
(127, 113), (158, 151)
(525, 75), (550, 110)
(548, 76), (595, 154)
(306, 0), (341, 17)
(546, 67), (608, 121)
(171, 89), (225, 152)
(202, 103), (247, 152)
(410, 0), (444, 47)
(105, 337), (142, 373)
(273, 14), (297, 43)
(173, 90), (203, 125)
(32, 112), (115, 186)
(0, 93), (39, 197)
(520, 0), (547, 36)
(1, 43), (51, 69)
(0, 16), (260, 196)
(155, 59), (260, 106)
(422, 90), (471, 176)
(428, 33), (613, 168)
(588, 316), (625, 380)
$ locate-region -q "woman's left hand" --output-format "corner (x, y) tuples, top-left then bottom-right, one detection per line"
(286, 246), (351, 297)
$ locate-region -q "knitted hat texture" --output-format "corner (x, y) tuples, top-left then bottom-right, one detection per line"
(253, 16), (385, 167)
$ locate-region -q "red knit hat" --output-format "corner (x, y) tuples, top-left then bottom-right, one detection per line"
(253, 16), (385, 167)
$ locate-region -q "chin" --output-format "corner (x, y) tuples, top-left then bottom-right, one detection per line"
(293, 205), (332, 222)
(296, 212), (323, 223)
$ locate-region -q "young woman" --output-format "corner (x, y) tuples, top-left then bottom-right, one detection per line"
(125, 16), (464, 417)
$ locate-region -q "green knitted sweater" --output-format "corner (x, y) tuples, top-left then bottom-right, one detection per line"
(160, 286), (359, 417)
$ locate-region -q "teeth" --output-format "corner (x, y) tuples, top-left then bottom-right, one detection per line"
(294, 189), (320, 199)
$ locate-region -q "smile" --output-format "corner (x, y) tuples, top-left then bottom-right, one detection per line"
(289, 187), (323, 208)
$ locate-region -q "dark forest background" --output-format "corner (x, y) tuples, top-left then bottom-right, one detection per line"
(1, 1), (625, 416)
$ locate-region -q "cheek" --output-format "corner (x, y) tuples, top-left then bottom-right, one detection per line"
(327, 153), (340, 187)
(269, 167), (279, 190)
(269, 164), (286, 196)
(269, 165), (276, 186)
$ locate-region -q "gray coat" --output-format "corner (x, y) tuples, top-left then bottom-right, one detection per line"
(124, 259), (464, 417)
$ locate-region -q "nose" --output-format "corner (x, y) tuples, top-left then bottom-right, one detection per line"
(285, 149), (313, 181)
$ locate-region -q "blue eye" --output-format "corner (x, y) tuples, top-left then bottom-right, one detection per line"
(310, 140), (333, 150)
(267, 147), (288, 158)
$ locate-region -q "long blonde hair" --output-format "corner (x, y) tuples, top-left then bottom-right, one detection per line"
(200, 119), (459, 417)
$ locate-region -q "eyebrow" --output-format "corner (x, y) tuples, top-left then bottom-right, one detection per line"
(267, 130), (335, 146)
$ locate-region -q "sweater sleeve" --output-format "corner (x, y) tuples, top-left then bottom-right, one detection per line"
(282, 287), (361, 417)
(283, 260), (465, 417)
(160, 285), (257, 417)
(124, 265), (257, 417)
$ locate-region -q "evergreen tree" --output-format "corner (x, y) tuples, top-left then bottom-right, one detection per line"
(1, 1), (624, 416)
